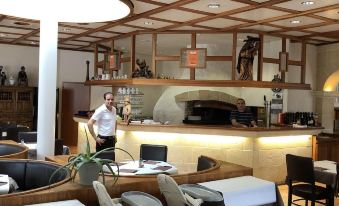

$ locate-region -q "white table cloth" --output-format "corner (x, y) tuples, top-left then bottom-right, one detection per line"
(0, 174), (9, 195)
(199, 176), (277, 206)
(314, 160), (337, 188)
(25, 199), (85, 206)
(104, 160), (178, 175)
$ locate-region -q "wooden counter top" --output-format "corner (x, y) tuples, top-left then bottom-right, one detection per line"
(73, 115), (323, 137)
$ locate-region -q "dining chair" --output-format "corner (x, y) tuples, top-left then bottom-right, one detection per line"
(286, 154), (332, 206)
(197, 155), (216, 171)
(92, 181), (123, 206)
(18, 131), (37, 143)
(157, 174), (203, 206)
(93, 150), (115, 161)
(140, 144), (167, 162)
(93, 181), (163, 206)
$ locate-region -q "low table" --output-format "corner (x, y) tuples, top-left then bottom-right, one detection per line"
(104, 160), (178, 175)
(199, 176), (278, 206)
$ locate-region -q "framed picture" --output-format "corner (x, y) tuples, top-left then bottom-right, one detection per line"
(180, 48), (207, 68)
(109, 52), (121, 70)
(279, 52), (288, 72)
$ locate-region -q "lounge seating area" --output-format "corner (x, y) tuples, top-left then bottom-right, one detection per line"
(0, 141), (28, 159)
(0, 159), (70, 195)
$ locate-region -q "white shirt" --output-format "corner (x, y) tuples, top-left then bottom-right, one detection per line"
(91, 104), (116, 136)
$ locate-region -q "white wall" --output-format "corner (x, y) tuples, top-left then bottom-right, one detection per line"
(0, 44), (94, 88)
(287, 43), (317, 112)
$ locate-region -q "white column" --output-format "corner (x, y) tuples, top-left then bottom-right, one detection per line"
(37, 18), (58, 159)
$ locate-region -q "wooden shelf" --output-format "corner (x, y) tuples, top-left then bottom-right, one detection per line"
(84, 79), (311, 90)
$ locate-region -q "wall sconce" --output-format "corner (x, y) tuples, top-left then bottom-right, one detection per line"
(279, 52), (289, 72)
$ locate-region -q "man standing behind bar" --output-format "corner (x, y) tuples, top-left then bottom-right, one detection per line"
(88, 92), (117, 160)
(230, 98), (257, 128)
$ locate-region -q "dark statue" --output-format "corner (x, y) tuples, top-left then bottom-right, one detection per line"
(237, 36), (260, 80)
(132, 59), (153, 79)
(18, 66), (28, 86)
(0, 66), (6, 86)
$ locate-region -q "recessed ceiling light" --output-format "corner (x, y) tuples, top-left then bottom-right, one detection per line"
(144, 21), (153, 25)
(290, 20), (301, 24)
(62, 28), (71, 32)
(13, 21), (30, 26)
(0, 33), (7, 37)
(30, 41), (36, 45)
(208, 3), (220, 9)
(301, 1), (314, 5)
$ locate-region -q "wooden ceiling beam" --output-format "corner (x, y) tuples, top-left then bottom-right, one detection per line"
(59, 0), (199, 44)
(154, 0), (292, 32)
(0, 15), (7, 23)
(10, 29), (40, 44)
(220, 4), (339, 31)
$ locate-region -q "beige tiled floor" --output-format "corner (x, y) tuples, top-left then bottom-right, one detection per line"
(278, 184), (339, 206)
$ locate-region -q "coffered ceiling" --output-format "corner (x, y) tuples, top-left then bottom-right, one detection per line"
(0, 0), (338, 52)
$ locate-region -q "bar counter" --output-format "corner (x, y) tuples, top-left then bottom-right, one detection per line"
(74, 116), (323, 183)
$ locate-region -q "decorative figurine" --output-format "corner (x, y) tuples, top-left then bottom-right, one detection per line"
(0, 66), (7, 86)
(132, 59), (153, 79)
(122, 96), (132, 123)
(17, 66), (28, 86)
(237, 36), (260, 80)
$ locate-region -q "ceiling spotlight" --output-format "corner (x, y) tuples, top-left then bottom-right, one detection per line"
(144, 21), (153, 25)
(62, 28), (71, 32)
(301, 1), (314, 5)
(30, 41), (36, 45)
(290, 20), (301, 24)
(0, 33), (7, 37)
(208, 3), (220, 9)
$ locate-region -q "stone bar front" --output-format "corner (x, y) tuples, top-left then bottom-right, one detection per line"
(74, 116), (322, 183)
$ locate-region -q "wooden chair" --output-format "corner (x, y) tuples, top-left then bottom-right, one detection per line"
(286, 154), (332, 206)
(140, 144), (167, 162)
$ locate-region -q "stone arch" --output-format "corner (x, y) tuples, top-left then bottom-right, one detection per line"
(175, 90), (239, 104)
(323, 70), (339, 91)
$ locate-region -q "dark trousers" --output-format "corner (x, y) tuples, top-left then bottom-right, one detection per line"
(96, 135), (116, 160)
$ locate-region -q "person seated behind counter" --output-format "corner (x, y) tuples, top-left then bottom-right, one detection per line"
(230, 98), (257, 128)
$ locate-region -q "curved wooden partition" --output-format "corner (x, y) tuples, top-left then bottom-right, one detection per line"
(0, 156), (252, 206)
(0, 159), (71, 200)
(0, 140), (28, 159)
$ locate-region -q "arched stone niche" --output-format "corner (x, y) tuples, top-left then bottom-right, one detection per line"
(153, 89), (239, 124)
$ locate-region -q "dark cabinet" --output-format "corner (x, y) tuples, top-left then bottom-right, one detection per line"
(316, 134), (339, 162)
(0, 87), (34, 128)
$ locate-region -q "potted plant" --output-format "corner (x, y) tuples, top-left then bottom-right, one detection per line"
(49, 127), (134, 186)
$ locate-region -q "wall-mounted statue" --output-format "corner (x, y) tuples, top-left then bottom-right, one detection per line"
(0, 66), (6, 86)
(237, 36), (260, 80)
(132, 59), (153, 79)
(18, 66), (28, 86)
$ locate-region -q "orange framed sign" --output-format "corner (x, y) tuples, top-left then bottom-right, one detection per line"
(180, 48), (207, 68)
(109, 52), (121, 70)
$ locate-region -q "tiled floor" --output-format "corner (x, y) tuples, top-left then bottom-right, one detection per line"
(278, 184), (339, 206)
